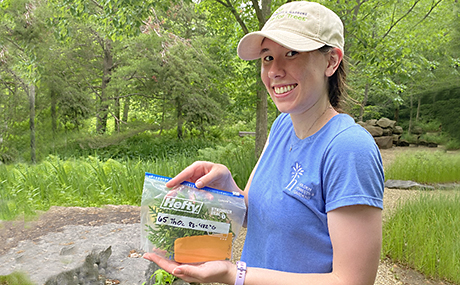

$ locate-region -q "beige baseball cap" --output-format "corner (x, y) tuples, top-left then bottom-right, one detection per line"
(237, 1), (344, 60)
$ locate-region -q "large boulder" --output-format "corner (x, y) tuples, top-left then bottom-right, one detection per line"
(377, 117), (396, 129)
(364, 125), (384, 137)
(382, 128), (393, 136)
(374, 136), (393, 149)
(393, 125), (404, 134)
(366, 119), (378, 126)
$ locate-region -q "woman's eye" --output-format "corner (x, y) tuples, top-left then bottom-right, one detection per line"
(286, 51), (299, 57)
(263, 55), (274, 61)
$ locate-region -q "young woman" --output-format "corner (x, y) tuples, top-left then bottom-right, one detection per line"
(144, 2), (384, 285)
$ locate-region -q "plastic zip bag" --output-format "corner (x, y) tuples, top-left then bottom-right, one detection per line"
(140, 172), (246, 263)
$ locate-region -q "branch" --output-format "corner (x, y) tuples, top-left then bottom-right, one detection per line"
(214, 0), (250, 34)
(90, 0), (103, 9)
(380, 0), (421, 41)
(107, 93), (159, 100)
(251, 0), (265, 28)
(410, 0), (444, 30)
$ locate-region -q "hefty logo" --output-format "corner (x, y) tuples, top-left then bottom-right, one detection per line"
(160, 197), (203, 214)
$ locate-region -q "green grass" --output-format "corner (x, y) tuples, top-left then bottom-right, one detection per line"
(385, 150), (460, 184)
(0, 138), (256, 221)
(383, 149), (460, 284)
(0, 271), (35, 285)
(382, 192), (460, 284)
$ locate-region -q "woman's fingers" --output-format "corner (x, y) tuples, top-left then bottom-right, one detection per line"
(143, 252), (179, 274)
(165, 161), (207, 187)
(165, 161), (230, 190)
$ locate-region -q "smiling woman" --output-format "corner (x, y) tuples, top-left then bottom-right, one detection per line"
(143, 2), (385, 285)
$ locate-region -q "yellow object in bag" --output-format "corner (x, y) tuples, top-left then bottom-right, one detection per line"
(174, 233), (233, 263)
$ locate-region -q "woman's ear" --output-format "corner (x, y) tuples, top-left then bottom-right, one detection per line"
(325, 47), (343, 77)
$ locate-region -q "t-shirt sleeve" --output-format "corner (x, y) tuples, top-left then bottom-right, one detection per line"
(322, 125), (384, 212)
(268, 113), (289, 141)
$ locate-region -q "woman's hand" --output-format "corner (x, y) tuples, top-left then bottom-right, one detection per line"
(143, 252), (236, 284)
(166, 161), (241, 194)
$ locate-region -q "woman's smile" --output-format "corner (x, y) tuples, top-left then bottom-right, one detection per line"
(273, 84), (298, 96)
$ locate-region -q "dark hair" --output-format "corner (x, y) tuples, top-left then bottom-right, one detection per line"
(318, 45), (348, 113)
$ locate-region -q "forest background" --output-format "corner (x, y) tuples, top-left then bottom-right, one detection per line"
(0, 0), (459, 165)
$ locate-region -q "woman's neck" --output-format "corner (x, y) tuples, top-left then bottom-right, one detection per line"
(291, 101), (338, 139)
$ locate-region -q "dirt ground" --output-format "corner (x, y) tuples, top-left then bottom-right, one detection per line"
(0, 146), (457, 285)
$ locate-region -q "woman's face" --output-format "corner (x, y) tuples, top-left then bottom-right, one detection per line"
(260, 39), (330, 115)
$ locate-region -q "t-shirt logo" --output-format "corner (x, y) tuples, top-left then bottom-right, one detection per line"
(285, 162), (304, 191)
(285, 162), (315, 200)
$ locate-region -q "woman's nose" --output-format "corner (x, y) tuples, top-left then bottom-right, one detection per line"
(268, 60), (285, 79)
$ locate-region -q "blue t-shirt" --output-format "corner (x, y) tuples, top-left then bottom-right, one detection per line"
(241, 113), (384, 273)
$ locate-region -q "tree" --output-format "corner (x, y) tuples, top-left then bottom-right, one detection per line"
(0, 0), (49, 163)
(329, 0), (449, 122)
(48, 0), (160, 134)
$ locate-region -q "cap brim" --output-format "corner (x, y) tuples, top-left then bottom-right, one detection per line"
(237, 30), (326, 61)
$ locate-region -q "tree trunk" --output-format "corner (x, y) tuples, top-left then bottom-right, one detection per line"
(255, 63), (267, 158)
(408, 94), (413, 134)
(176, 97), (183, 139)
(359, 83), (369, 122)
(29, 83), (36, 164)
(253, 0), (271, 158)
(96, 40), (113, 134)
(50, 88), (57, 136)
(416, 96), (421, 122)
(122, 97), (130, 123)
(214, 0), (271, 158)
(114, 96), (120, 133)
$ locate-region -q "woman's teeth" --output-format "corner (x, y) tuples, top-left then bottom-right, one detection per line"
(274, 84), (296, 94)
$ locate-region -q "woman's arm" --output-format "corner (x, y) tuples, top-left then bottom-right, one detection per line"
(144, 204), (382, 285)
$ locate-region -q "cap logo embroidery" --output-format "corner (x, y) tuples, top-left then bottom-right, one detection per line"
(270, 10), (308, 22)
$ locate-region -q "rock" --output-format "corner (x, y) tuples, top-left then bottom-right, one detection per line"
(393, 125), (404, 134)
(377, 118), (396, 129)
(427, 142), (438, 148)
(374, 136), (393, 149)
(396, 139), (410, 147)
(392, 134), (401, 143)
(144, 262), (160, 285)
(382, 128), (393, 136)
(366, 119), (378, 126)
(384, 180), (435, 190)
(365, 125), (384, 137)
(45, 247), (112, 285)
(173, 280), (191, 285)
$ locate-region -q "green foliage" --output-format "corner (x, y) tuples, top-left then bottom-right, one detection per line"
(146, 193), (232, 258)
(152, 269), (177, 285)
(48, 0), (158, 41)
(385, 150), (460, 184)
(55, 129), (217, 161)
(197, 137), (257, 189)
(143, 269), (177, 285)
(383, 192), (460, 284)
(0, 137), (253, 221)
(419, 87), (460, 141)
(0, 271), (35, 285)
